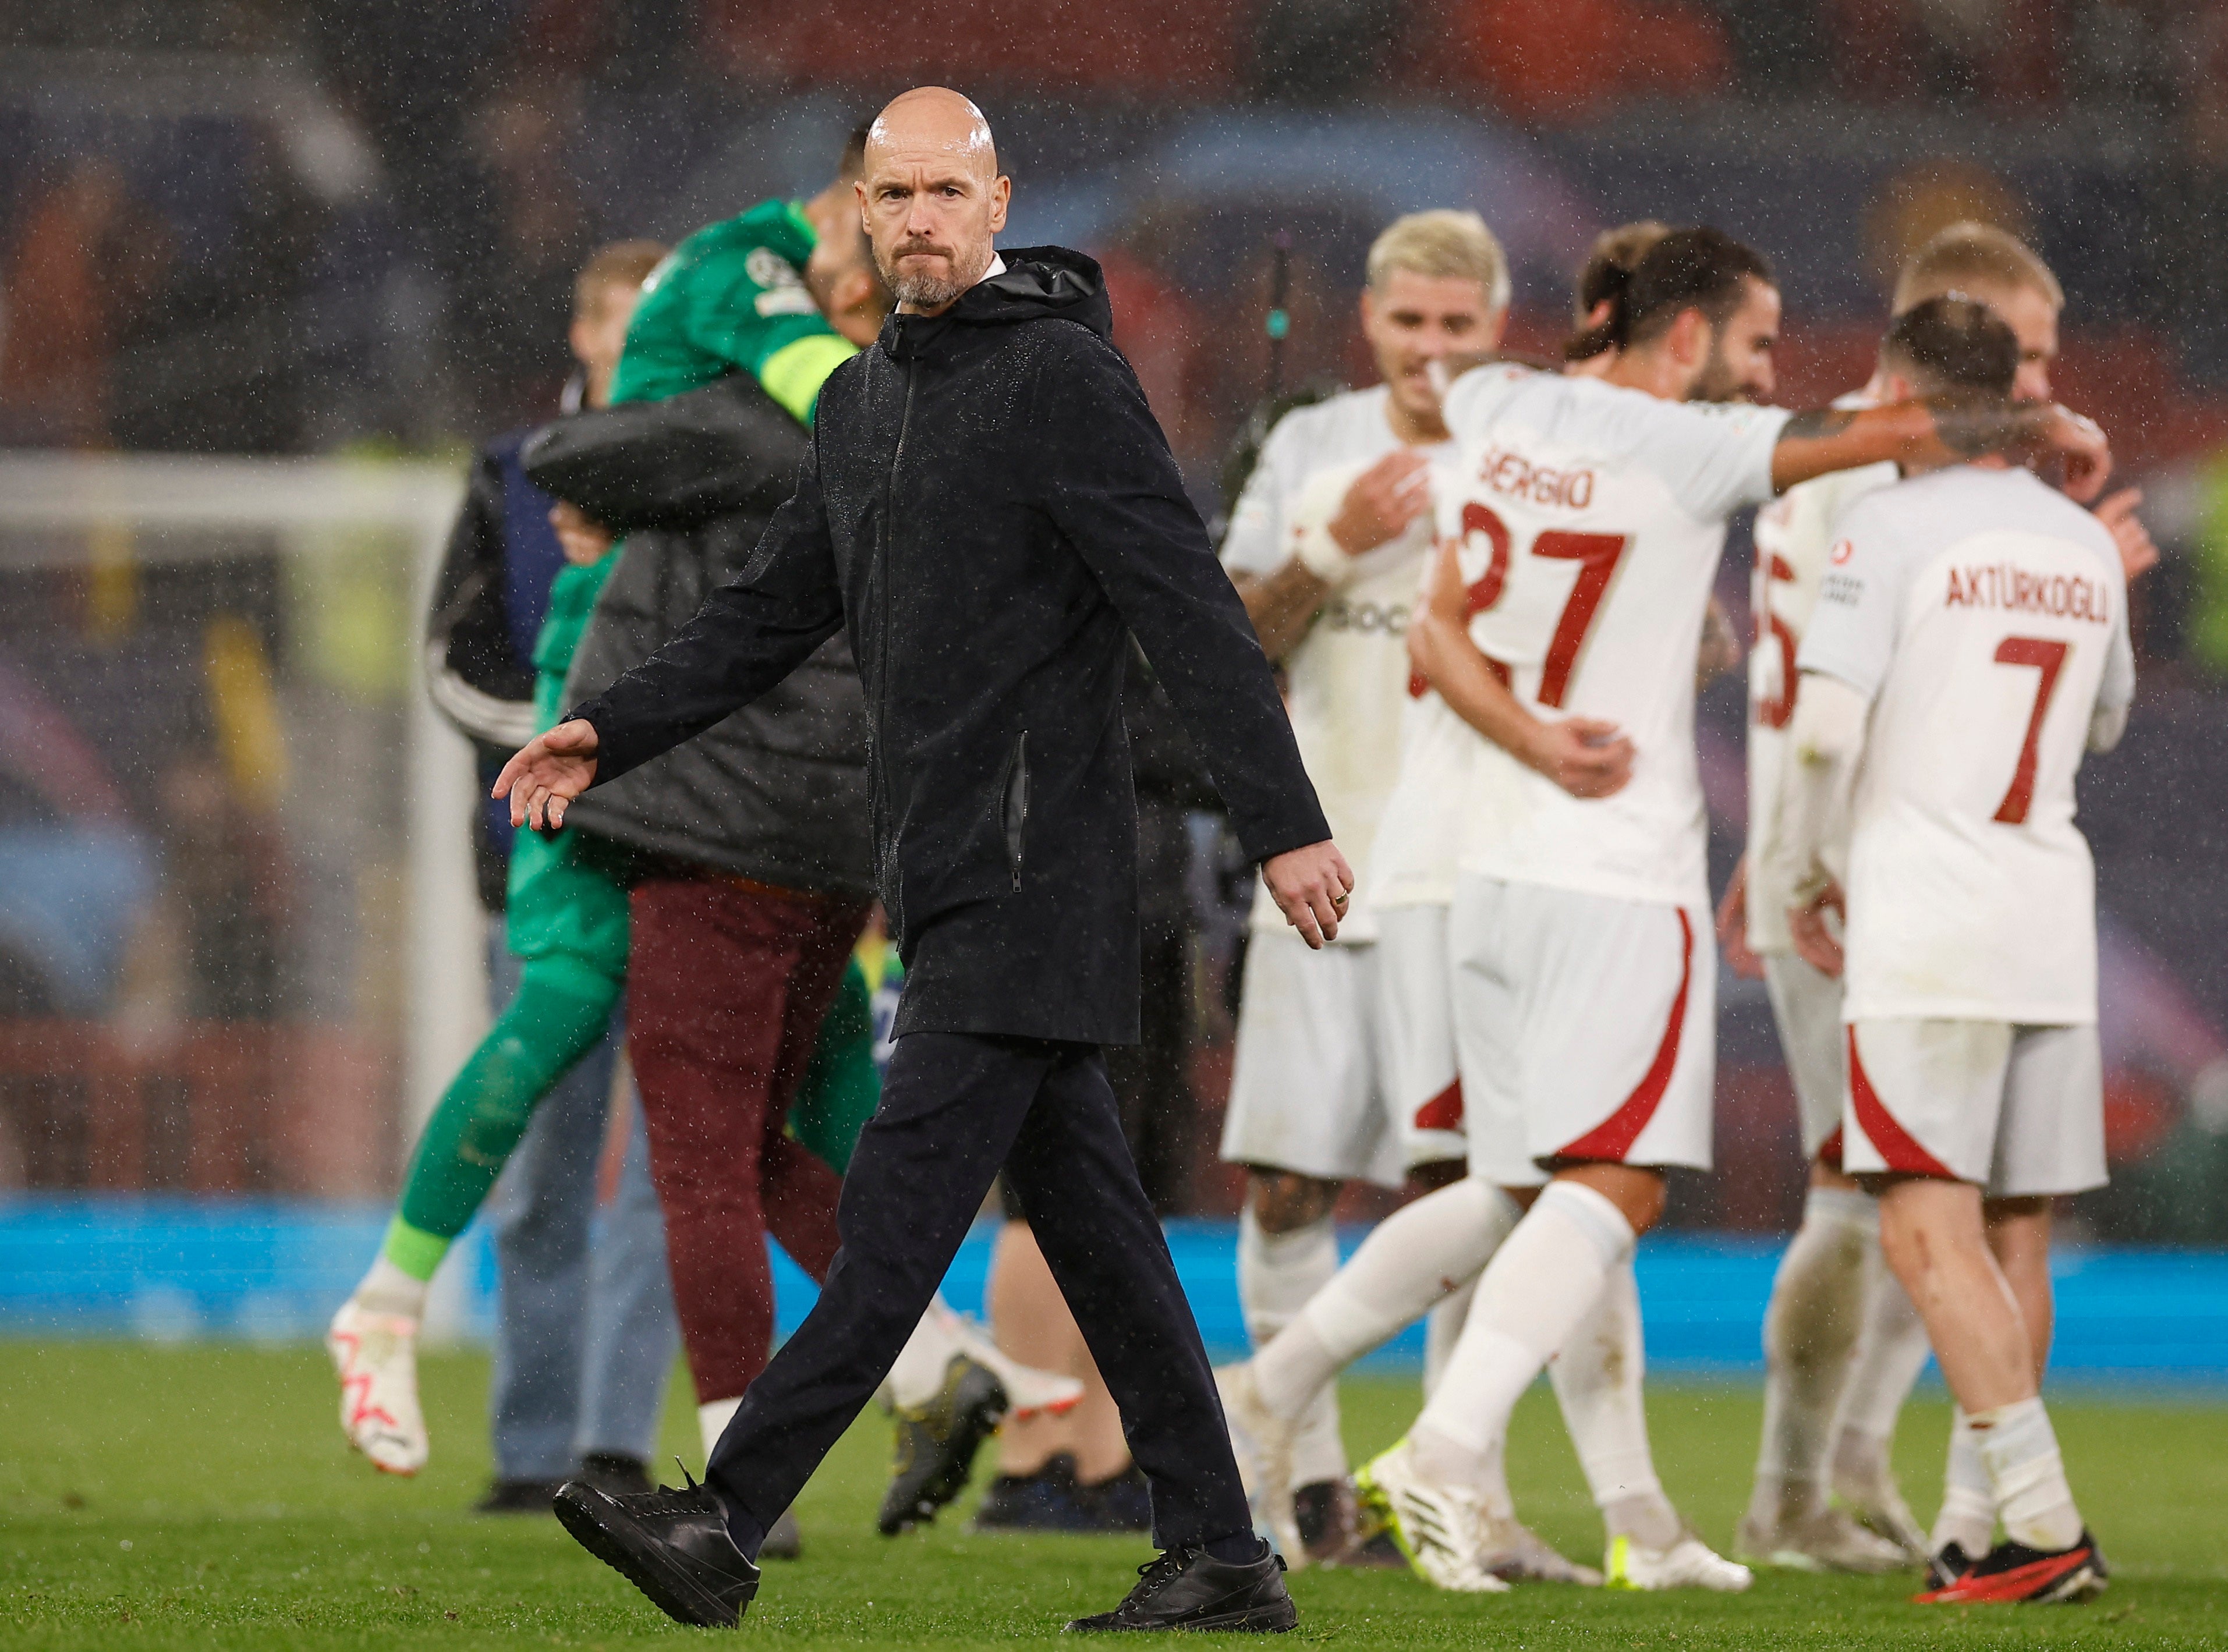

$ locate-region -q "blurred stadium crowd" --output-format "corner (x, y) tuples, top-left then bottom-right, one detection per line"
(5, 0), (2228, 1242)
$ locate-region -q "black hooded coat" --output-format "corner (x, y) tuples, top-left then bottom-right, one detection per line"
(568, 246), (1327, 1045)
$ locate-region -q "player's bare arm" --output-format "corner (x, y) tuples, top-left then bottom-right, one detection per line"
(494, 718), (601, 830)
(1233, 451), (1432, 660)
(1261, 838), (1356, 949)
(1409, 536), (1635, 797)
(2095, 486), (2159, 580)
(1769, 398), (2110, 502)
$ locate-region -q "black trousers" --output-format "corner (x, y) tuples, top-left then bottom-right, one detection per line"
(704, 1029), (1251, 1553)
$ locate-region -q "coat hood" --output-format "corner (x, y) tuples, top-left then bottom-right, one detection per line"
(882, 246), (1109, 359)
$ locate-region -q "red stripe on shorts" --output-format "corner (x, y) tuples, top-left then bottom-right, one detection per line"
(1845, 1026), (1955, 1178)
(1413, 1077), (1464, 1133)
(1557, 909), (1693, 1161)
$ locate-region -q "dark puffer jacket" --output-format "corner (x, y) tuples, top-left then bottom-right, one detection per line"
(522, 375), (874, 898)
(568, 246), (1326, 1046)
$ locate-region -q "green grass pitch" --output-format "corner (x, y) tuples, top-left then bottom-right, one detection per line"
(2, 1342), (2225, 1647)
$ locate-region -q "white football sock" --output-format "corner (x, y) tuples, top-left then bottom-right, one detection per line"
(1932, 1407), (1996, 1558)
(1412, 1182), (1635, 1470)
(1239, 1207), (1347, 1486)
(1422, 1275), (1476, 1402)
(1830, 1260), (1932, 1487)
(1550, 1256), (1678, 1547)
(698, 1395), (741, 1462)
(353, 1256), (427, 1320)
(1256, 1178), (1518, 1422)
(882, 1295), (963, 1413)
(1748, 1185), (1873, 1525)
(1972, 1397), (2081, 1551)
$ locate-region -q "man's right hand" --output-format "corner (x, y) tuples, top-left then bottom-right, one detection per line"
(1787, 878), (1846, 979)
(1520, 716), (1635, 799)
(550, 501), (617, 566)
(494, 718), (601, 830)
(1327, 451), (1432, 556)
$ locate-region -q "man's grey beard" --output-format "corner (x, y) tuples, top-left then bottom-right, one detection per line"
(891, 268), (967, 309)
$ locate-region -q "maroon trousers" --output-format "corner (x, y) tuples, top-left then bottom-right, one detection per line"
(626, 874), (870, 1403)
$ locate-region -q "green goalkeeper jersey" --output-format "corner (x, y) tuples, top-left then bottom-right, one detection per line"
(608, 198), (856, 422)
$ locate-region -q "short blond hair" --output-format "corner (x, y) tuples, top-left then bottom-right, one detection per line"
(1367, 210), (1511, 313)
(575, 239), (668, 318)
(1893, 221), (2062, 314)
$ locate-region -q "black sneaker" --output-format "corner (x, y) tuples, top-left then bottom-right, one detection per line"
(1065, 1544), (1298, 1633)
(1923, 1540), (1974, 1593)
(975, 1452), (1103, 1533)
(473, 1477), (564, 1515)
(879, 1353), (1008, 1535)
(1915, 1529), (2108, 1605)
(552, 1463), (760, 1628)
(576, 1453), (654, 1498)
(1082, 1465), (1153, 1533)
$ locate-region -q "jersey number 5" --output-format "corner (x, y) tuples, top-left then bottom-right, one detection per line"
(1992, 636), (2068, 825)
(1445, 501), (1629, 708)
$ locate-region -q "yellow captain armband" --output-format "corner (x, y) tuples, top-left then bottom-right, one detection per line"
(760, 334), (860, 425)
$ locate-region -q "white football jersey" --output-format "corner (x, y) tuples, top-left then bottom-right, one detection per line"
(1433, 364), (1790, 907)
(1222, 386), (1447, 941)
(1800, 464), (2134, 1024)
(1745, 392), (1896, 951)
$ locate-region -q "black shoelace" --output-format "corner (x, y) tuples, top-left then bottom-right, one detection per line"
(1125, 1547), (1201, 1604)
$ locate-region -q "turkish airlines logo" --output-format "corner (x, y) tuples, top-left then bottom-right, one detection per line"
(1830, 538), (1855, 565)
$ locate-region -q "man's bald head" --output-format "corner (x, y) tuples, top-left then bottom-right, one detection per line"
(858, 87), (1010, 315)
(866, 87), (998, 180)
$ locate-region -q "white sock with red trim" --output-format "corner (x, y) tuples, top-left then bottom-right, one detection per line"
(1255, 1179), (1519, 1423)
(1239, 1207), (1347, 1487)
(1552, 1254), (1679, 1546)
(1972, 1397), (2081, 1552)
(1747, 1185), (1874, 1527)
(1410, 1182), (1635, 1480)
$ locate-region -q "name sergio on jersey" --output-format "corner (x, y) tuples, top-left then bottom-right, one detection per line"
(1944, 562), (2112, 625)
(1472, 444), (1596, 512)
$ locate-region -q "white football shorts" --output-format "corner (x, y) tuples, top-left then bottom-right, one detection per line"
(1221, 931), (1407, 1186)
(1762, 948), (1847, 1165)
(1842, 1019), (2106, 1198)
(1373, 903), (1471, 1169)
(1448, 875), (1716, 1182)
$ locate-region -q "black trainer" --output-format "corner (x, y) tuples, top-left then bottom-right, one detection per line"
(1915, 1529), (2109, 1605)
(1065, 1545), (1298, 1633)
(879, 1353), (1008, 1534)
(473, 1477), (564, 1515)
(552, 1462), (761, 1628)
(1923, 1540), (1974, 1593)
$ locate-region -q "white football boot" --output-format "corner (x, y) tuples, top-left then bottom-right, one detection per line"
(327, 1300), (428, 1475)
(934, 1304), (1083, 1420)
(1354, 1439), (1513, 1594)
(1480, 1516), (1604, 1585)
(1216, 1362), (1306, 1566)
(1605, 1527), (1754, 1592)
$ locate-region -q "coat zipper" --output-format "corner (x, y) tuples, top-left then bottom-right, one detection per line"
(1003, 731), (1030, 891)
(877, 351), (917, 935)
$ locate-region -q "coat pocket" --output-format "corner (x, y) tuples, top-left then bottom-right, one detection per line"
(1001, 731), (1030, 891)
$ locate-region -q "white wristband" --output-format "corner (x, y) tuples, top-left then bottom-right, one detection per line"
(1291, 516), (1359, 589)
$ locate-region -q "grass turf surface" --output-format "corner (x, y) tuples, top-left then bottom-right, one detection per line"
(1, 1343), (2224, 1647)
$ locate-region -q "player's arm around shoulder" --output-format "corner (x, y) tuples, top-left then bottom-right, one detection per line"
(1408, 532), (1634, 799)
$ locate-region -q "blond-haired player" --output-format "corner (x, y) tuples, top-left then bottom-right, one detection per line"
(1216, 210), (1507, 1564)
(1725, 222), (2156, 1573)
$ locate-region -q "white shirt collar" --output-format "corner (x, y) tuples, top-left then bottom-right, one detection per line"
(976, 253), (1007, 285)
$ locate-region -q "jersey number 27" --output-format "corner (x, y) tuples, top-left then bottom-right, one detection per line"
(1441, 501), (1630, 707)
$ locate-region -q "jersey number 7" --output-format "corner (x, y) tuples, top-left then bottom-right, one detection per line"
(1992, 636), (2068, 825)
(1453, 501), (1630, 708)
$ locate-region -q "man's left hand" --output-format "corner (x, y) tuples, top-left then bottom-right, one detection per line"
(550, 501), (616, 566)
(1786, 877), (1846, 979)
(1263, 840), (1355, 949)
